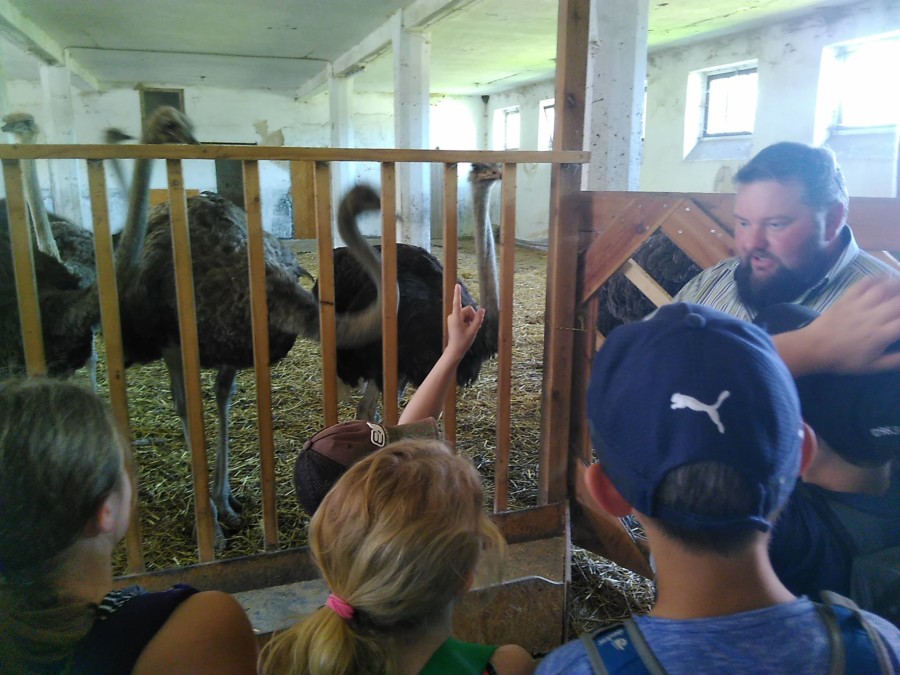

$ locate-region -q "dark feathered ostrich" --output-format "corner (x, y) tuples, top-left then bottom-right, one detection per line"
(0, 107), (194, 381)
(322, 162), (502, 420)
(116, 151), (384, 544)
(596, 230), (701, 334)
(2, 113), (112, 389)
(1, 113), (98, 284)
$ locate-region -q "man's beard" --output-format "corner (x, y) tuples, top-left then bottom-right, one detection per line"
(734, 254), (828, 313)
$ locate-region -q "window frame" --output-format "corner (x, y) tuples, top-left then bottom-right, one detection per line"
(701, 66), (758, 139)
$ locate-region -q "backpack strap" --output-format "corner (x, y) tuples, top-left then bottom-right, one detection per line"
(579, 621), (666, 675)
(817, 591), (893, 675)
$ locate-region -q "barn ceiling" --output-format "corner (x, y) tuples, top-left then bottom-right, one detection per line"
(0, 0), (863, 96)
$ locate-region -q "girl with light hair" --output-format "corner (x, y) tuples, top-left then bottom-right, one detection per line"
(260, 439), (535, 675)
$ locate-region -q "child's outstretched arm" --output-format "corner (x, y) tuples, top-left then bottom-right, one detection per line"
(399, 283), (485, 423)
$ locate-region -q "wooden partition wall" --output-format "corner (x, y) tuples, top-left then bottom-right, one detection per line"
(563, 190), (900, 575)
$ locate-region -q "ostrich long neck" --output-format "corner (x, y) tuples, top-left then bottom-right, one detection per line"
(21, 157), (62, 261)
(331, 192), (388, 348)
(115, 155), (152, 270)
(472, 179), (499, 317)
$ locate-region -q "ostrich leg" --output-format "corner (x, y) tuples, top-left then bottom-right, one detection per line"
(163, 348), (227, 550)
(213, 365), (243, 531)
(356, 379), (381, 421)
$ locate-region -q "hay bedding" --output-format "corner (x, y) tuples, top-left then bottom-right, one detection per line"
(88, 238), (649, 634)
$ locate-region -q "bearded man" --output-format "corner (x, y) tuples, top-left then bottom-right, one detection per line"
(673, 142), (900, 376)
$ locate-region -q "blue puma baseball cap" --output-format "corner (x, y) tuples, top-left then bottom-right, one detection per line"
(587, 303), (804, 532)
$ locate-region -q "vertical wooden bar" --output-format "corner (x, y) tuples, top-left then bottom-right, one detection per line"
(441, 162), (459, 446)
(87, 159), (145, 572)
(494, 163), (517, 513)
(290, 161), (316, 239)
(380, 163), (399, 425)
(2, 159), (47, 376)
(314, 163), (339, 427)
(242, 160), (279, 549)
(166, 159), (216, 562)
(540, 0), (589, 506)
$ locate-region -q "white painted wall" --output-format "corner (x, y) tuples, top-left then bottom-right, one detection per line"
(486, 81), (556, 241)
(1, 80), (495, 239)
(642, 0), (900, 198)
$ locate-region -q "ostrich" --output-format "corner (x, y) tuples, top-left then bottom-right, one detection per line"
(116, 157), (384, 543)
(2, 113), (110, 389)
(596, 230), (701, 335)
(324, 162), (502, 420)
(1, 113), (61, 262)
(0, 107), (196, 381)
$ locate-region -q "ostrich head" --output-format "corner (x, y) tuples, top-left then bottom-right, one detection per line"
(2, 113), (39, 144)
(104, 128), (134, 144)
(469, 162), (502, 184)
(141, 106), (199, 145)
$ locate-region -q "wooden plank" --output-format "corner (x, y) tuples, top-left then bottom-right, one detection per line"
(659, 199), (735, 269)
(540, 0), (590, 506)
(441, 162), (459, 446)
(586, 192), (640, 236)
(620, 258), (673, 308)
(580, 197), (684, 304)
(495, 163), (517, 513)
(242, 160), (279, 549)
(114, 502), (568, 593)
(380, 164), (399, 426)
(689, 192), (735, 232)
(0, 143), (590, 165)
(314, 163), (339, 427)
(2, 159), (46, 375)
(289, 161), (316, 239)
(86, 159), (144, 572)
(166, 159), (216, 562)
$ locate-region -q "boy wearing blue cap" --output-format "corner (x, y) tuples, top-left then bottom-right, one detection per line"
(754, 303), (900, 624)
(537, 303), (899, 674)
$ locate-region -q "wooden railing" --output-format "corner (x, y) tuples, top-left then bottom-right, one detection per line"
(1, 144), (587, 572)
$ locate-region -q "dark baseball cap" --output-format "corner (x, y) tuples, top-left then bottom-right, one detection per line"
(293, 418), (439, 515)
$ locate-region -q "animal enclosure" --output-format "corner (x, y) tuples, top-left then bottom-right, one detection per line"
(1, 142), (592, 650)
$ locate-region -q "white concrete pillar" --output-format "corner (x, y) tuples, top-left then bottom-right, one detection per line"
(40, 64), (86, 226)
(330, 72), (356, 244)
(392, 15), (431, 250)
(584, 0), (649, 190)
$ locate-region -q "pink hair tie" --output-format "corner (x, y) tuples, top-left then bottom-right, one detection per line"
(326, 593), (355, 620)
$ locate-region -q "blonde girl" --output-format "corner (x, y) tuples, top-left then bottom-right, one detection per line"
(0, 378), (257, 674)
(261, 439), (535, 675)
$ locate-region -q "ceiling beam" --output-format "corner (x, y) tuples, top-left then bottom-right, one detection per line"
(0, 0), (100, 90)
(295, 0), (469, 98)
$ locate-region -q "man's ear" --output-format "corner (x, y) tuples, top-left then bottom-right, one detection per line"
(584, 463), (632, 517)
(800, 421), (818, 475)
(823, 202), (846, 242)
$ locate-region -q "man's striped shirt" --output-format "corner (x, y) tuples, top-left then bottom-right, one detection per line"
(672, 226), (895, 322)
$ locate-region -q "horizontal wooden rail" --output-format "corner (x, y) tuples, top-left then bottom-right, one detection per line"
(0, 145), (589, 164)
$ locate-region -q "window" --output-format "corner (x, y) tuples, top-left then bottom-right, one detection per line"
(538, 99), (555, 151)
(702, 66), (758, 137)
(492, 106), (520, 150)
(140, 88), (184, 123)
(830, 33), (900, 129)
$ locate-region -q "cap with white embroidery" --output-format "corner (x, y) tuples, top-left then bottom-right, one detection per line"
(587, 302), (804, 533)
